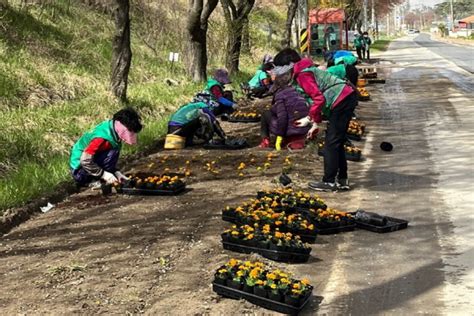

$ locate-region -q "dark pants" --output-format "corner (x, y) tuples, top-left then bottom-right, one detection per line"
(323, 93), (357, 183)
(356, 47), (363, 60)
(345, 64), (359, 87)
(260, 110), (272, 138)
(71, 149), (119, 186)
(365, 48), (370, 60)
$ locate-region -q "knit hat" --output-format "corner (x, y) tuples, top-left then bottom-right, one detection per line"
(114, 120), (137, 145)
(271, 62), (294, 76)
(214, 69), (231, 85)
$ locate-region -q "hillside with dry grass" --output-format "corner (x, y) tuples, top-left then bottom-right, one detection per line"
(0, 0), (286, 211)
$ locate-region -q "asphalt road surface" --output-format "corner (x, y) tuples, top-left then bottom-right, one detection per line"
(414, 33), (474, 73)
(315, 35), (474, 315)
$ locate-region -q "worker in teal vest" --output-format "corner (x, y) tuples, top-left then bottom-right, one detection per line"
(204, 69), (237, 115)
(245, 61), (274, 98)
(69, 108), (143, 187)
(167, 101), (225, 147)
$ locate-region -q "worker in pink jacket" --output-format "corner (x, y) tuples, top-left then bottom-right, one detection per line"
(273, 48), (357, 192)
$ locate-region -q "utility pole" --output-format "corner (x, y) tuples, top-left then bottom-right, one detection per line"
(363, 0), (368, 31)
(371, 0), (375, 29)
(449, 0), (454, 32)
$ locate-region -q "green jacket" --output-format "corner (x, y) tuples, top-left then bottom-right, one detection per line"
(327, 64), (346, 80)
(70, 120), (121, 170)
(354, 36), (364, 48)
(248, 69), (268, 88)
(294, 66), (347, 118)
(170, 102), (210, 125)
(335, 54), (357, 66)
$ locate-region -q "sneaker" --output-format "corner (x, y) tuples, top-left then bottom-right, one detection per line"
(308, 181), (338, 192)
(259, 137), (271, 148)
(337, 178), (350, 190)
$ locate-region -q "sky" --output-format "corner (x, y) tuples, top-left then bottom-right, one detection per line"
(410, 0), (445, 9)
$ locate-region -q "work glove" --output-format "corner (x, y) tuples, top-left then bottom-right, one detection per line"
(275, 136), (283, 151)
(101, 171), (118, 185)
(114, 171), (129, 183)
(307, 123), (319, 140)
(295, 116), (312, 127)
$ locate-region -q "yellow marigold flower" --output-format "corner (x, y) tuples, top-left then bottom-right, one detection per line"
(247, 234), (254, 240)
(218, 269), (227, 274)
(231, 231), (239, 236)
(275, 220), (283, 226)
(227, 259), (239, 267)
(256, 280), (264, 286)
(244, 261), (252, 267)
(270, 283), (277, 289)
(237, 270), (245, 277)
(281, 278), (290, 284)
(264, 162), (271, 168)
(293, 282), (301, 290)
(266, 273), (276, 280)
(308, 224), (315, 230)
(249, 268), (260, 278)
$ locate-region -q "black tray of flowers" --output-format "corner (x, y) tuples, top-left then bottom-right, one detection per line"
(347, 133), (362, 141)
(256, 189), (327, 211)
(221, 225), (311, 263)
(297, 208), (356, 235)
(228, 111), (261, 123)
(213, 259), (313, 315)
(358, 95), (370, 102)
(368, 78), (386, 84)
(115, 174), (186, 196)
(221, 209), (317, 243)
(350, 210), (409, 233)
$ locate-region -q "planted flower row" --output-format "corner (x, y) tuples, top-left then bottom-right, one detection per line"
(121, 174), (184, 190)
(222, 204), (317, 240)
(222, 224), (311, 254)
(214, 259), (312, 307)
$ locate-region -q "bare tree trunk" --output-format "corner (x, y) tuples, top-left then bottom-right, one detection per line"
(220, 0), (255, 75)
(242, 18), (250, 54)
(187, 0), (219, 82)
(110, 0), (131, 101)
(283, 0), (298, 47)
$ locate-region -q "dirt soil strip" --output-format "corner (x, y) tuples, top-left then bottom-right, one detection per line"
(0, 94), (376, 314)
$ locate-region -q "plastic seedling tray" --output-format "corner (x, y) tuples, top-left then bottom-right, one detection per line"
(355, 215), (408, 233)
(368, 78), (386, 84)
(203, 138), (249, 150)
(116, 182), (186, 196)
(228, 117), (261, 123)
(212, 282), (312, 315)
(362, 72), (377, 79)
(347, 133), (362, 141)
(318, 150), (362, 162)
(222, 241), (310, 263)
(316, 223), (356, 235)
(358, 95), (370, 102)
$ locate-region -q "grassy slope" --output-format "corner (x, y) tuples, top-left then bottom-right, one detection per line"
(370, 35), (398, 52)
(0, 1), (285, 211)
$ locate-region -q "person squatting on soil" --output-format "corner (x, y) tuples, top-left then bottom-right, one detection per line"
(167, 101), (226, 147)
(273, 48), (357, 192)
(243, 54), (274, 99)
(203, 68), (237, 115)
(259, 71), (310, 151)
(69, 108), (143, 187)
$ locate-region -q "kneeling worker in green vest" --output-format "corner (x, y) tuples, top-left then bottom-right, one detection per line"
(166, 101), (226, 149)
(69, 108), (143, 187)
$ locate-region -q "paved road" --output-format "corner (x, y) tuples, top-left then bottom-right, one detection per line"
(414, 33), (474, 73)
(315, 36), (474, 314)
